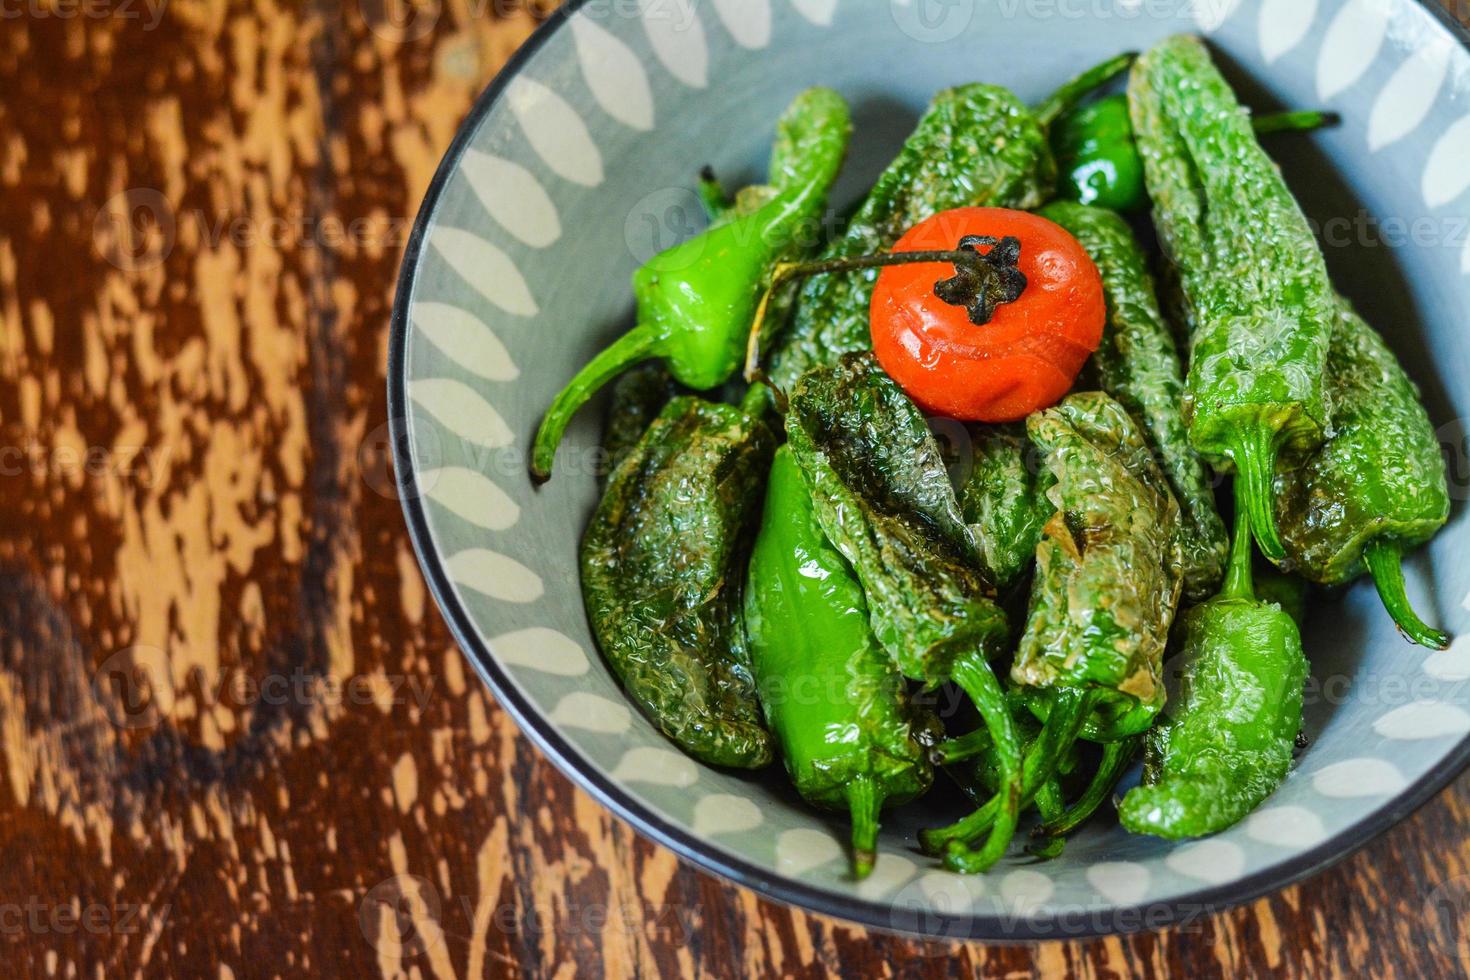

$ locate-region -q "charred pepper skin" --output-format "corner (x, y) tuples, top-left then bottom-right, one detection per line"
(532, 88), (850, 479)
(599, 362), (682, 482)
(581, 398), (776, 769)
(1129, 34), (1335, 562)
(767, 85), (1056, 391)
(1040, 201), (1228, 600)
(744, 447), (933, 879)
(784, 352), (1022, 872)
(1120, 488), (1309, 838)
(955, 424), (1056, 591)
(1273, 302), (1451, 649)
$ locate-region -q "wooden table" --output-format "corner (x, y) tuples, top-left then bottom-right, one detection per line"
(2, 3), (1468, 976)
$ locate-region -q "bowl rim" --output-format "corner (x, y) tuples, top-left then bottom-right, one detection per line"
(388, 0), (1470, 941)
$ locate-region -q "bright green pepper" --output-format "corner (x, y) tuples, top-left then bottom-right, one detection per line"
(1052, 93), (1338, 213)
(1040, 201), (1228, 600)
(1130, 35), (1337, 562)
(1274, 301), (1452, 648)
(581, 397), (776, 768)
(744, 447), (933, 878)
(1119, 485), (1309, 838)
(532, 88), (851, 480)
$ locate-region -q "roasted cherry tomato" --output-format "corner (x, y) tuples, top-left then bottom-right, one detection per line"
(869, 207), (1105, 423)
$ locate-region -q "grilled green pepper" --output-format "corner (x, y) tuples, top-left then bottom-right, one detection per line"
(1012, 392), (1184, 705)
(532, 88), (851, 479)
(925, 393), (1183, 868)
(955, 424), (1055, 591)
(1130, 34), (1336, 561)
(1039, 201), (1227, 599)
(744, 447), (933, 878)
(600, 362), (681, 481)
(1120, 484), (1309, 838)
(581, 397), (775, 768)
(1052, 93), (1337, 213)
(784, 352), (1021, 872)
(768, 55), (1134, 390)
(1274, 301), (1451, 648)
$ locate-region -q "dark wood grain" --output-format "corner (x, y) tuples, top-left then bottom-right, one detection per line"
(0, 3), (1467, 977)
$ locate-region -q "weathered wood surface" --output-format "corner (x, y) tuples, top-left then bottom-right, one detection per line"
(0, 3), (1467, 977)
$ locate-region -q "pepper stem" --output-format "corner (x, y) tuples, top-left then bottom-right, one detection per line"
(1220, 479), (1257, 602)
(846, 774), (885, 880)
(697, 165), (730, 221)
(1253, 110), (1340, 135)
(1228, 426), (1287, 563)
(943, 654), (1023, 875)
(531, 324), (661, 482)
(1033, 52), (1137, 128)
(743, 246), (1025, 381)
(1038, 735), (1139, 838)
(924, 688), (1100, 872)
(1363, 537), (1450, 650)
(933, 728), (992, 766)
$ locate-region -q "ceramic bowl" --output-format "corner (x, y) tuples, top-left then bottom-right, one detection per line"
(390, 0), (1470, 939)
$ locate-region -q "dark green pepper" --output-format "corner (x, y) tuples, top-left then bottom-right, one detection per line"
(599, 361), (681, 481)
(1120, 485), (1309, 838)
(744, 446), (933, 878)
(1130, 34), (1337, 562)
(1052, 93), (1338, 213)
(1051, 95), (1146, 212)
(767, 55), (1134, 390)
(1039, 201), (1228, 600)
(783, 352), (1021, 872)
(581, 397), (776, 768)
(1273, 301), (1451, 648)
(532, 88), (851, 479)
(955, 424), (1055, 591)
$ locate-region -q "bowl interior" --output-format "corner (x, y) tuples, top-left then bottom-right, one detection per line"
(392, 0), (1470, 938)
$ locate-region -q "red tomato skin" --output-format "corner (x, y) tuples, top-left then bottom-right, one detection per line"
(870, 207), (1105, 422)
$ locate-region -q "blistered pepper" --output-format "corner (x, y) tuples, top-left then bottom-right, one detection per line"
(1120, 484), (1309, 838)
(532, 88), (850, 479)
(1273, 301), (1452, 648)
(955, 424), (1055, 591)
(580, 397), (776, 768)
(924, 393), (1184, 870)
(744, 446), (934, 878)
(1039, 201), (1227, 599)
(1130, 35), (1337, 561)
